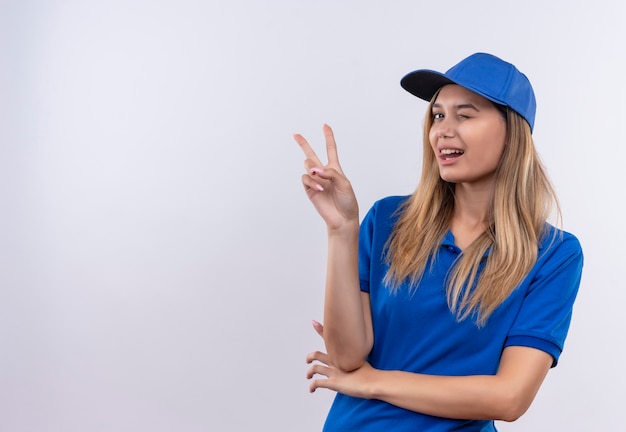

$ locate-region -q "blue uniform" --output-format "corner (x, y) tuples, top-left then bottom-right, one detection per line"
(323, 196), (583, 431)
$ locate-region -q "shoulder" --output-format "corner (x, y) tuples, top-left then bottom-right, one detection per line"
(360, 195), (411, 241)
(365, 195), (411, 220)
(531, 224), (584, 289)
(539, 224), (584, 261)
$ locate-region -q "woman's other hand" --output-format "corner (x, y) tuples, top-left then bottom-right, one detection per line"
(306, 349), (376, 398)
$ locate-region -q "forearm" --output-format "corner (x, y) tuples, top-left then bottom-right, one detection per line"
(365, 347), (551, 422)
(323, 222), (372, 371)
(370, 371), (520, 421)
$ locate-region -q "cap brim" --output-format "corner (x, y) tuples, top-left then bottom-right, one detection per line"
(400, 69), (455, 102)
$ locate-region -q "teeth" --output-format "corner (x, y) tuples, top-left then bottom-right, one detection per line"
(440, 149), (464, 155)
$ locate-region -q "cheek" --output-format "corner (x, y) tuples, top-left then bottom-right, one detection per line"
(485, 137), (507, 169)
(493, 130), (507, 160)
(428, 129), (438, 150)
(478, 121), (506, 158)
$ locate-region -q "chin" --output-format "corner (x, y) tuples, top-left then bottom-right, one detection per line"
(438, 172), (460, 184)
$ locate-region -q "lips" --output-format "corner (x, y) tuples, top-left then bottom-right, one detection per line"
(439, 148), (464, 160)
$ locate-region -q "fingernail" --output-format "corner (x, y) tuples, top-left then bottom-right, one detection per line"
(315, 184), (324, 191)
(312, 320), (321, 328)
(310, 167), (324, 175)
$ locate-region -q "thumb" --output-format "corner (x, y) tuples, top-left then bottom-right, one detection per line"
(312, 320), (324, 338)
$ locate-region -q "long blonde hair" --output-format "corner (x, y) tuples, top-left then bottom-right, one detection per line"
(384, 97), (560, 326)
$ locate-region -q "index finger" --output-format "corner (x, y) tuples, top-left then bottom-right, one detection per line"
(293, 132), (323, 167)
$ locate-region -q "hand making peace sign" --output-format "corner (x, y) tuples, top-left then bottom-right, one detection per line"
(294, 124), (359, 231)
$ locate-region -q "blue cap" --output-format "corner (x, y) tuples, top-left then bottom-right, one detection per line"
(401, 53), (537, 131)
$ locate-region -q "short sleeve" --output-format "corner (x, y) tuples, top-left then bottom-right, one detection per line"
(357, 196), (409, 294)
(358, 203), (377, 294)
(505, 232), (584, 366)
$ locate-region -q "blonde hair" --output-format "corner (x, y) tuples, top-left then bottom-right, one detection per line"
(384, 98), (560, 326)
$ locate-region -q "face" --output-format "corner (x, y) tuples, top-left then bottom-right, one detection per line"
(429, 84), (507, 187)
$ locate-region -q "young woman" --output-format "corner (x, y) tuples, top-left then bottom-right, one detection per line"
(294, 53), (583, 431)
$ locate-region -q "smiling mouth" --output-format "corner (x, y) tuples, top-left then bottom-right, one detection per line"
(440, 149), (464, 160)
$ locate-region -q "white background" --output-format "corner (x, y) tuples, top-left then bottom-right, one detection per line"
(1, 1), (624, 431)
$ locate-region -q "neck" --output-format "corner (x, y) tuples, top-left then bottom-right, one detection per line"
(449, 183), (494, 249)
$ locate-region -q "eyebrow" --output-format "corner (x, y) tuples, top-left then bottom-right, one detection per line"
(432, 103), (480, 111)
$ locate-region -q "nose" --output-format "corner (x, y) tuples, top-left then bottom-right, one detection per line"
(431, 118), (455, 140)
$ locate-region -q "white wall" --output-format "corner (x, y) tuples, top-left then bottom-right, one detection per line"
(1, 1), (623, 430)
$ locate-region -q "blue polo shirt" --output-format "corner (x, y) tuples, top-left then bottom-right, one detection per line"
(323, 195), (583, 431)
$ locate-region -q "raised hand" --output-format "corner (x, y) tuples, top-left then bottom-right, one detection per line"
(294, 124), (359, 231)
